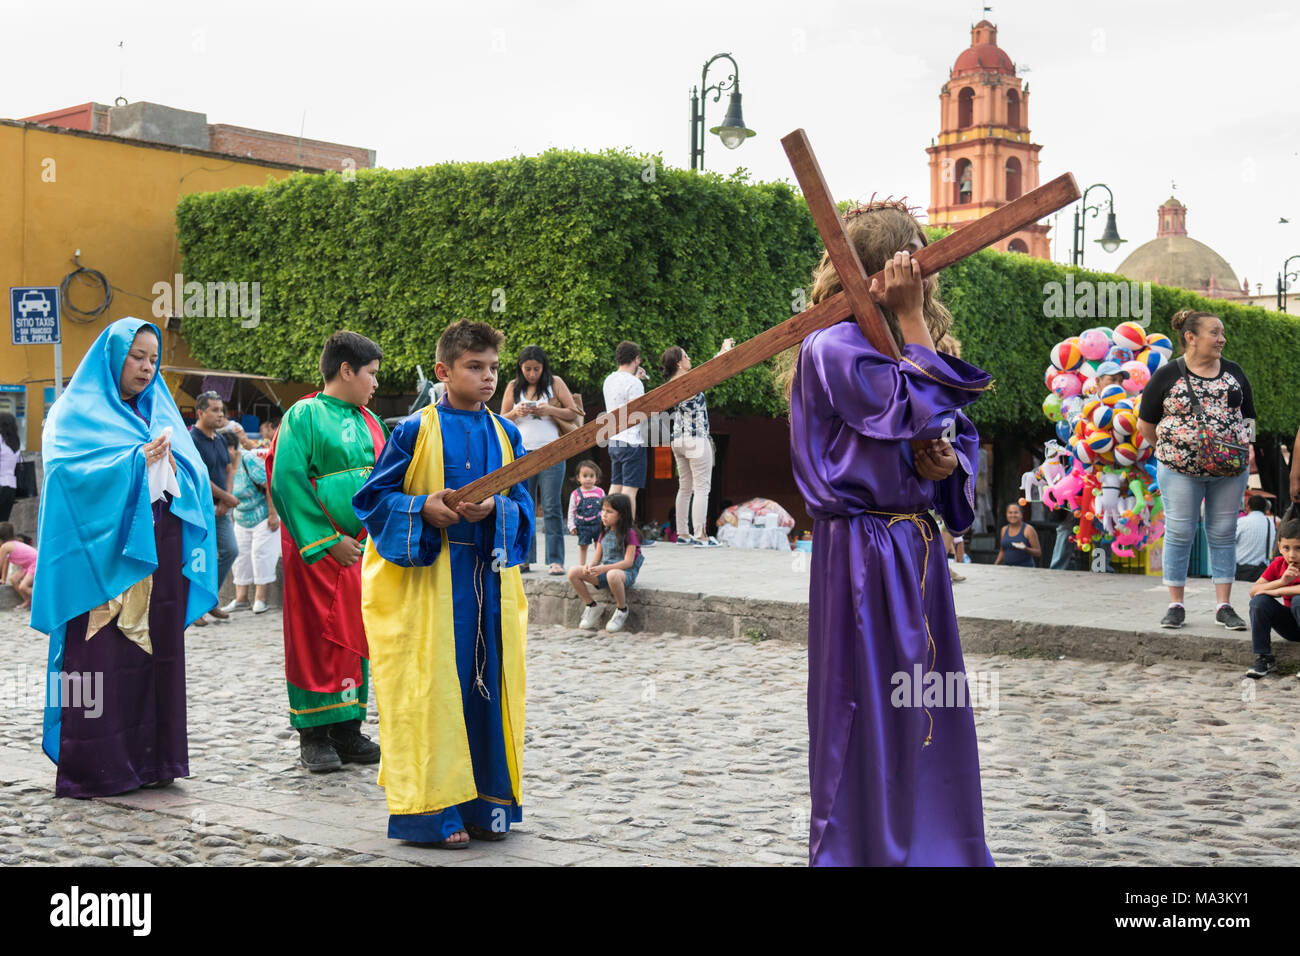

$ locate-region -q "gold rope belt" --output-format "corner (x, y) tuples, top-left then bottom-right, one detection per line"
(865, 509), (938, 748)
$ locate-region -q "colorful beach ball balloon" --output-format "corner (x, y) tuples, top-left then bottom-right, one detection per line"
(1099, 383), (1128, 407)
(1045, 365), (1059, 391)
(1146, 332), (1174, 360)
(1137, 348), (1164, 375)
(1113, 442), (1139, 467)
(1072, 438), (1095, 467)
(1078, 329), (1110, 361)
(1121, 361), (1150, 393)
(1092, 402), (1115, 430)
(1051, 340), (1084, 372)
(1113, 321), (1148, 353)
(1112, 409), (1137, 438)
(1086, 428), (1115, 455)
(1043, 392), (1064, 422)
(1105, 345), (1135, 366)
(1055, 420), (1072, 443)
(1052, 372), (1083, 399)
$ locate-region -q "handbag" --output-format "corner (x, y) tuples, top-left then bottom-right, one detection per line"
(13, 460), (37, 499)
(551, 392), (584, 436)
(1177, 358), (1248, 477)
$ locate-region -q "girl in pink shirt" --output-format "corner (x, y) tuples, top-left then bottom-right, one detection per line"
(0, 522), (36, 610)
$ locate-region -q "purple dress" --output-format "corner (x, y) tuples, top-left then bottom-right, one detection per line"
(790, 322), (994, 867)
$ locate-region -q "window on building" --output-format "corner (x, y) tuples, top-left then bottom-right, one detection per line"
(1008, 238), (1029, 254)
(1006, 90), (1021, 128)
(958, 88), (974, 128)
(955, 159), (973, 205)
(1005, 157), (1022, 201)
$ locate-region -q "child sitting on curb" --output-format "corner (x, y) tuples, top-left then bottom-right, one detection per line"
(567, 493), (643, 633)
(1246, 503), (1300, 678)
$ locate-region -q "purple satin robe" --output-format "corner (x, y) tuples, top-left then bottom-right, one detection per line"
(791, 322), (994, 867)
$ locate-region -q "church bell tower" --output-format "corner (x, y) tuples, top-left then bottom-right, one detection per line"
(925, 21), (1050, 258)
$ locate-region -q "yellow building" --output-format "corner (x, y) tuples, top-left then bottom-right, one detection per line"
(0, 117), (314, 449)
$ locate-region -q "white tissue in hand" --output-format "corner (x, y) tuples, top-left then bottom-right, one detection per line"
(148, 425), (180, 502)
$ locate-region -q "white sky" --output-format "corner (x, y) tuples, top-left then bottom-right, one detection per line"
(5, 0), (1298, 295)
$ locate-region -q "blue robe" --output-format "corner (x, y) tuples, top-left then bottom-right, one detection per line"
(353, 400), (533, 840)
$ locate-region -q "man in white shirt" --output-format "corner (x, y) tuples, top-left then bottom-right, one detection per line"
(1235, 495), (1276, 579)
(602, 340), (648, 519)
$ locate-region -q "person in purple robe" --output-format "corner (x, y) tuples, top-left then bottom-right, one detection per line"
(780, 201), (995, 866)
(32, 318), (218, 798)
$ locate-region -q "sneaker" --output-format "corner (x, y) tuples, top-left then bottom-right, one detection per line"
(1216, 605), (1247, 631)
(1160, 605), (1185, 629)
(606, 607), (630, 632)
(704, 536), (721, 547)
(676, 536), (696, 545)
(220, 600), (249, 613)
(1246, 655), (1277, 679)
(578, 603), (603, 630)
(252, 599), (269, 614)
(327, 720), (381, 764)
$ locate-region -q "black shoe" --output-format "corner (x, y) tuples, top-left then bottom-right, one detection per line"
(1216, 605), (1247, 631)
(299, 726), (343, 773)
(1160, 605), (1185, 628)
(1246, 655), (1277, 679)
(327, 719), (381, 764)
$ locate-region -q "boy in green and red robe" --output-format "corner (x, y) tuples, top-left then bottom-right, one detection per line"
(268, 331), (388, 772)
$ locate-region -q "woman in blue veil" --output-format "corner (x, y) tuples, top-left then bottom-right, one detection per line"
(32, 317), (217, 796)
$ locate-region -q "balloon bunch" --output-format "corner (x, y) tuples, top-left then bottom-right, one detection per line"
(1025, 321), (1170, 557)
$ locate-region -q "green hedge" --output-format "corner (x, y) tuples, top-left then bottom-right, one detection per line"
(175, 151), (821, 416)
(176, 152), (1300, 436)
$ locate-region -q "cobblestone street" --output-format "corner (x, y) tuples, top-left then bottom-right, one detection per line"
(1, 607), (1298, 866)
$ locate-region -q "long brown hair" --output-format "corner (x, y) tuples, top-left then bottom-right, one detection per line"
(775, 203), (953, 401)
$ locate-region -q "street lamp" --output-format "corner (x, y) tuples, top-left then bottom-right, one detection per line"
(1072, 183), (1125, 267)
(1278, 255), (1300, 312)
(689, 52), (756, 171)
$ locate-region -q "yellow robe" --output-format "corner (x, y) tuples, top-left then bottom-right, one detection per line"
(360, 406), (528, 815)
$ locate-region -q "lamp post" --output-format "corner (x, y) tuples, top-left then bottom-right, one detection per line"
(689, 52), (756, 171)
(1278, 255), (1300, 312)
(1072, 183), (1125, 267)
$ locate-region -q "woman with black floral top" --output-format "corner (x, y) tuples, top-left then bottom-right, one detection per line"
(661, 341), (732, 545)
(1138, 310), (1254, 631)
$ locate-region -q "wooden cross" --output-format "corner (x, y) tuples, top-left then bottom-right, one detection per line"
(444, 129), (1080, 506)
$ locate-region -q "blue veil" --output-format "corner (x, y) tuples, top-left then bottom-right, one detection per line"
(32, 317), (217, 762)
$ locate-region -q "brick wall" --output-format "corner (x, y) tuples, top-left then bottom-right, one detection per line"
(207, 124), (375, 170)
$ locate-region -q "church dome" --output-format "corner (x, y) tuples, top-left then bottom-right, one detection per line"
(952, 20), (1016, 76)
(1116, 197), (1240, 294)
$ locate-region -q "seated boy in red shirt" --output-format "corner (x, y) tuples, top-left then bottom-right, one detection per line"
(1246, 506), (1300, 678)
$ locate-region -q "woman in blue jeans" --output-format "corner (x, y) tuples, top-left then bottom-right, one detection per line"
(1137, 309), (1254, 630)
(502, 345), (580, 574)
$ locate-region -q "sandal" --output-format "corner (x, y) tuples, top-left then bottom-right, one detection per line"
(424, 830), (470, 850)
(465, 822), (507, 842)
(548, 564), (565, 575)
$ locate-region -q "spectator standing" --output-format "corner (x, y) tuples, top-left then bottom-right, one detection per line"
(0, 413), (19, 522)
(660, 343), (730, 546)
(602, 341), (649, 520)
(188, 392), (239, 624)
(221, 430), (281, 614)
(1137, 309), (1253, 630)
(501, 345), (579, 574)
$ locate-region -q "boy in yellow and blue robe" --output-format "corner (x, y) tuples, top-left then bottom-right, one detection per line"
(353, 320), (533, 846)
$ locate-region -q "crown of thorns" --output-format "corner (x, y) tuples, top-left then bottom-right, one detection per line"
(842, 194), (925, 220)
